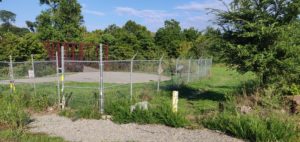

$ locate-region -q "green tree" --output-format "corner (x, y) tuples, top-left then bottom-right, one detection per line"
(123, 20), (157, 59)
(213, 0), (300, 85)
(155, 19), (183, 58)
(0, 10), (15, 25)
(0, 33), (45, 61)
(36, 0), (84, 41)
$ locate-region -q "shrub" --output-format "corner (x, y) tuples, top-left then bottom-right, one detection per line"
(202, 112), (299, 142)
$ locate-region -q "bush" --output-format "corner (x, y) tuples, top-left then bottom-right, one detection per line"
(202, 112), (299, 142)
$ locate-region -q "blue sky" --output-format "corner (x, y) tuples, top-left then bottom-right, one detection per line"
(0, 0), (230, 32)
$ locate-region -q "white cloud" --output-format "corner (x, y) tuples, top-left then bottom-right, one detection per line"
(115, 7), (176, 23)
(81, 3), (105, 17)
(84, 10), (105, 17)
(175, 1), (229, 11)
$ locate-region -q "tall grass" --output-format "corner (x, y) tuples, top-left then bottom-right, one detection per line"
(202, 111), (299, 142)
(105, 98), (189, 127)
(0, 95), (30, 129)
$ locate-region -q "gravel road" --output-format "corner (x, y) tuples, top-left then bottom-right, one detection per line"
(0, 72), (170, 84)
(28, 114), (243, 142)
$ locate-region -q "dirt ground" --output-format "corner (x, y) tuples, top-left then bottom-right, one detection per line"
(28, 114), (243, 142)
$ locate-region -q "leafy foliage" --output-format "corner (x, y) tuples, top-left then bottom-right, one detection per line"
(213, 0), (300, 87)
(36, 0), (84, 41)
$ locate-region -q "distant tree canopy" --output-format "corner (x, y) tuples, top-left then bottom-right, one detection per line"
(213, 0), (300, 86)
(36, 0), (84, 41)
(0, 10), (30, 36)
(0, 10), (16, 25)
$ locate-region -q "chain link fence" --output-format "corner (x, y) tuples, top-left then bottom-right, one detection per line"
(0, 47), (213, 113)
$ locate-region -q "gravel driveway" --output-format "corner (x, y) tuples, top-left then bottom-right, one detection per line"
(28, 114), (243, 142)
(0, 72), (170, 84)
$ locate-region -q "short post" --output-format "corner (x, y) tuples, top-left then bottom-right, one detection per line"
(61, 46), (65, 109)
(187, 58), (192, 83)
(157, 55), (164, 92)
(9, 55), (15, 94)
(99, 44), (104, 114)
(55, 52), (61, 107)
(172, 91), (178, 113)
(130, 53), (137, 101)
(31, 54), (36, 95)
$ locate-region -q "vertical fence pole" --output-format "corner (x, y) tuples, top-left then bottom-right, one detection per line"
(175, 57), (179, 85)
(157, 55), (164, 92)
(204, 58), (207, 76)
(61, 46), (65, 109)
(9, 55), (15, 94)
(99, 44), (104, 114)
(197, 58), (201, 79)
(175, 58), (179, 77)
(31, 54), (37, 96)
(130, 53), (137, 101)
(55, 52), (61, 108)
(187, 58), (192, 83)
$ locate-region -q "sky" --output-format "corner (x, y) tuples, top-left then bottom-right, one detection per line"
(0, 0), (230, 32)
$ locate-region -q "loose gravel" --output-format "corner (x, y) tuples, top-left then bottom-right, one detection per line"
(28, 114), (243, 142)
(0, 72), (170, 84)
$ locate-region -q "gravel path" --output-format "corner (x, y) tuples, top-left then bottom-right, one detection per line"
(28, 114), (243, 142)
(0, 72), (170, 84)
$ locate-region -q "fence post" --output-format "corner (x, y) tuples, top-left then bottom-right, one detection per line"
(197, 58), (201, 79)
(99, 44), (104, 114)
(157, 55), (164, 92)
(31, 54), (36, 95)
(55, 52), (61, 108)
(61, 46), (65, 109)
(175, 57), (180, 85)
(9, 55), (15, 94)
(175, 57), (180, 77)
(187, 58), (192, 83)
(204, 58), (207, 76)
(130, 53), (137, 101)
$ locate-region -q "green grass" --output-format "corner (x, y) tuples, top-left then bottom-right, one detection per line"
(0, 129), (65, 142)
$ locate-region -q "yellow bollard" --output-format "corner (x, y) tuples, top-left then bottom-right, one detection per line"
(172, 91), (178, 113)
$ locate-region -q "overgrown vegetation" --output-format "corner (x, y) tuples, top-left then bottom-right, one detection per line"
(0, 86), (65, 141)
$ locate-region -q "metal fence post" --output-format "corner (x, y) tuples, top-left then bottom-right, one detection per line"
(175, 57), (179, 77)
(175, 57), (180, 85)
(55, 52), (61, 108)
(157, 55), (164, 92)
(130, 53), (137, 101)
(9, 55), (15, 94)
(99, 44), (104, 114)
(187, 58), (192, 83)
(61, 46), (65, 109)
(204, 58), (207, 76)
(197, 58), (201, 79)
(31, 54), (36, 95)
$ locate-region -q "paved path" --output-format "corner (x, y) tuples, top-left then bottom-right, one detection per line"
(28, 114), (243, 142)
